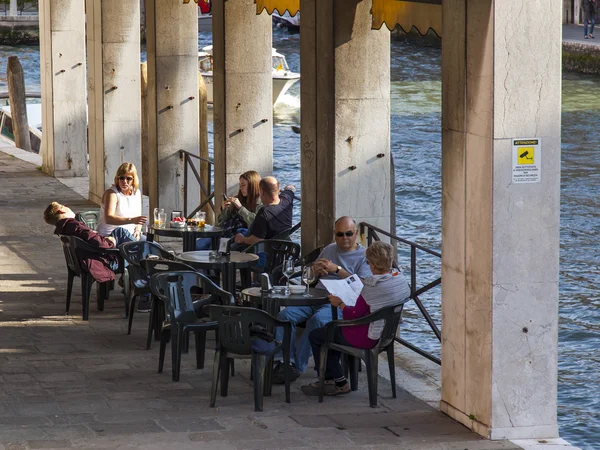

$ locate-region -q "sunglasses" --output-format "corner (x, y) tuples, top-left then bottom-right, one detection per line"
(335, 230), (355, 238)
(119, 176), (133, 182)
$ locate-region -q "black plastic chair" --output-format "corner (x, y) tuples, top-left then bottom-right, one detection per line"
(150, 271), (234, 382)
(243, 239), (301, 285)
(119, 241), (175, 334)
(75, 210), (101, 231)
(208, 305), (292, 412)
(317, 299), (410, 407)
(141, 259), (197, 350)
(59, 235), (124, 320)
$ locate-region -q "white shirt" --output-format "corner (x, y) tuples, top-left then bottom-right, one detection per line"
(97, 186), (142, 236)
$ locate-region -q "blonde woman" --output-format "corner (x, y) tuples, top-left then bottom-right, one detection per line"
(97, 162), (147, 244)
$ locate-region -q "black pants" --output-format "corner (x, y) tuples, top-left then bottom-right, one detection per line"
(309, 326), (351, 380)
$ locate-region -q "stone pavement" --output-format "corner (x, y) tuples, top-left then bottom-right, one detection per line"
(0, 151), (522, 449)
(563, 24), (600, 46)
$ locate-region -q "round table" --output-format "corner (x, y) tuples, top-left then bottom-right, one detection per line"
(147, 224), (224, 252)
(176, 251), (260, 295)
(241, 287), (338, 320)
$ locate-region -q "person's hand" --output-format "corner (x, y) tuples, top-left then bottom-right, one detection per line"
(130, 215), (147, 225)
(283, 184), (296, 193)
(106, 236), (116, 246)
(234, 233), (245, 244)
(133, 228), (141, 240)
(328, 295), (343, 307)
(315, 258), (334, 275)
(221, 199), (231, 211)
(230, 197), (242, 210)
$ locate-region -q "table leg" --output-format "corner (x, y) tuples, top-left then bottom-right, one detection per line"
(147, 232), (154, 243)
(211, 236), (219, 250)
(182, 233), (195, 252)
(331, 305), (338, 321)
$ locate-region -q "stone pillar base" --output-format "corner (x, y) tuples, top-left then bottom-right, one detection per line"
(440, 401), (559, 441)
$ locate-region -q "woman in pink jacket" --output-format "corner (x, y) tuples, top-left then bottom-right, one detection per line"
(302, 241), (411, 396)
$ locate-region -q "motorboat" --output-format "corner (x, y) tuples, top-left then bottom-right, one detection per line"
(198, 46), (300, 105)
(273, 11), (300, 32)
(198, 13), (211, 33)
(0, 103), (42, 153)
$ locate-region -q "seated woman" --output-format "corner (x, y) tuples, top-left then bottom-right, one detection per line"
(195, 170), (262, 250)
(97, 162), (147, 245)
(301, 241), (411, 396)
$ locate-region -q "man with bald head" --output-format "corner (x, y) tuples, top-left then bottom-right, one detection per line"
(272, 216), (372, 384)
(234, 176), (295, 246)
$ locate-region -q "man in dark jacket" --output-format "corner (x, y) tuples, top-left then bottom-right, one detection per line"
(44, 202), (120, 283)
(582, 0), (596, 38)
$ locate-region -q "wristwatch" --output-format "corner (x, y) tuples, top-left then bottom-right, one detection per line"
(335, 265), (342, 274)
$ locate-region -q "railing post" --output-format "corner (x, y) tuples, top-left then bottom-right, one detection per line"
(410, 246), (417, 296)
(181, 151), (188, 218)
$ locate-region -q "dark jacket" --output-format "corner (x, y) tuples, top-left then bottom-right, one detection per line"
(54, 218), (117, 283)
(582, 0), (596, 15)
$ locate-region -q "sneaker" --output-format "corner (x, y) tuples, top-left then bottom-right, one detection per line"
(272, 362), (301, 385)
(301, 379), (335, 396)
(325, 382), (351, 396)
(136, 297), (152, 313)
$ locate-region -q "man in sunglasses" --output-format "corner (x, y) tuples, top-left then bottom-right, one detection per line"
(272, 216), (371, 384)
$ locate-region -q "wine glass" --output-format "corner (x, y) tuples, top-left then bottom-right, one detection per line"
(283, 257), (295, 295)
(301, 265), (315, 297)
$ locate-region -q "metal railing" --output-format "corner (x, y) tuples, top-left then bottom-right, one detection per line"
(179, 149), (215, 219)
(360, 222), (442, 365)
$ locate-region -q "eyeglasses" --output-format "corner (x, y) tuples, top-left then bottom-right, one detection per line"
(119, 176), (133, 182)
(335, 230), (355, 238)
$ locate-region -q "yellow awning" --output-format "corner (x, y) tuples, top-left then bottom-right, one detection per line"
(256, 0), (300, 17)
(372, 0), (441, 36)
(255, 0), (441, 36)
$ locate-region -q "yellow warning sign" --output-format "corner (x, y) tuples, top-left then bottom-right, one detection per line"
(517, 147), (534, 165)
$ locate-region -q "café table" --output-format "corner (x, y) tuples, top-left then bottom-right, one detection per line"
(176, 250), (260, 295)
(147, 224), (224, 252)
(241, 286), (337, 394)
(241, 286), (338, 320)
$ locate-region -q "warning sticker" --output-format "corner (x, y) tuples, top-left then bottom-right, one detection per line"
(512, 138), (541, 184)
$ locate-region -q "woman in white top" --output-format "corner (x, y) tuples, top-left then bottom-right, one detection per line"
(97, 162), (147, 242)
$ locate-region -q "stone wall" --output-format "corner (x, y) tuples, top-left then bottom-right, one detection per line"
(0, 16), (38, 44)
(563, 42), (600, 74)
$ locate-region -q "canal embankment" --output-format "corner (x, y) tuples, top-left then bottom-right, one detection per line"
(562, 24), (600, 74)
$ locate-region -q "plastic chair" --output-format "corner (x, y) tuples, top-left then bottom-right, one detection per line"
(119, 241), (175, 334)
(208, 305), (292, 412)
(75, 210), (101, 231)
(243, 239), (301, 285)
(317, 299), (410, 407)
(141, 259), (197, 350)
(150, 271), (234, 382)
(59, 235), (124, 320)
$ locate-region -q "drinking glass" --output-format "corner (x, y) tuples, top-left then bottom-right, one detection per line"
(197, 211), (206, 228)
(153, 208), (164, 228)
(283, 257), (295, 295)
(157, 212), (167, 229)
(301, 265), (315, 297)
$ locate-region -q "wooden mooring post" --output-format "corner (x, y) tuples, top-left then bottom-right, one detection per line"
(7, 56), (31, 152)
(199, 73), (213, 224)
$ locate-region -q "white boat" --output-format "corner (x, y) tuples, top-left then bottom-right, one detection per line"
(273, 11), (300, 32)
(0, 103), (42, 153)
(198, 46), (300, 105)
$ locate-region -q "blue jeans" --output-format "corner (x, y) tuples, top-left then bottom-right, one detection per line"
(195, 227), (248, 251)
(275, 304), (333, 373)
(110, 227), (137, 246)
(584, 16), (595, 36)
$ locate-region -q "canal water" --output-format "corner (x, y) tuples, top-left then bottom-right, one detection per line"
(1, 27), (598, 450)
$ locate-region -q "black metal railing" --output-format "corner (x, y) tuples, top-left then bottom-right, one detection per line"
(179, 149), (215, 219)
(360, 222), (442, 365)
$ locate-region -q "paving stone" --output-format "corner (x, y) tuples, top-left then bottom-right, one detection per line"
(38, 425), (95, 440)
(27, 440), (72, 449)
(289, 414), (339, 428)
(157, 417), (225, 433)
(12, 402), (63, 417)
(88, 420), (165, 436)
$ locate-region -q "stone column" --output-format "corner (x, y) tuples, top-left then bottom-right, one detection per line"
(9, 0), (17, 16)
(145, 0), (199, 213)
(440, 0), (561, 440)
(212, 0), (273, 203)
(39, 0), (87, 178)
(300, 0), (390, 253)
(86, 1), (142, 204)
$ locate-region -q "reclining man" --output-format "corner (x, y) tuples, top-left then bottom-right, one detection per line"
(43, 202), (132, 284)
(272, 216), (372, 383)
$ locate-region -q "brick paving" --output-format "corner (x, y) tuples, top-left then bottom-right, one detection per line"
(0, 151), (522, 450)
